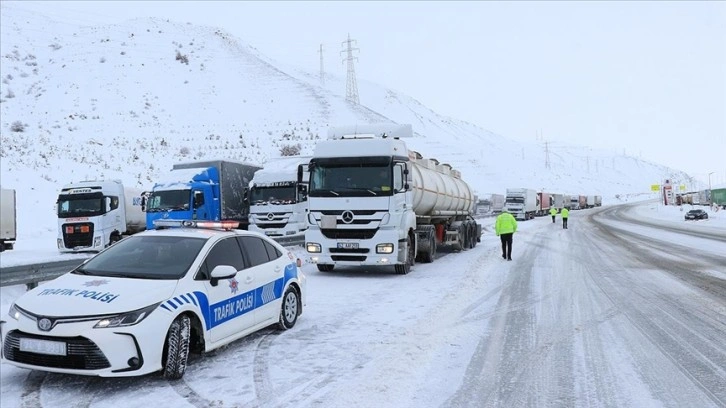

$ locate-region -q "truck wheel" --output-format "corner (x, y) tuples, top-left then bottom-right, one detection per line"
(277, 286), (300, 330)
(422, 233), (435, 263)
(162, 314), (191, 380)
(317, 264), (334, 272)
(395, 236), (413, 275)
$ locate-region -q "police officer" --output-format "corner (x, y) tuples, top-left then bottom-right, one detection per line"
(495, 209), (518, 261)
(549, 207), (558, 223)
(561, 207), (570, 229)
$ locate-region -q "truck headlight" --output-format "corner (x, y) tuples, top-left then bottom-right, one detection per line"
(306, 242), (321, 253)
(376, 243), (394, 254)
(57, 239), (63, 250)
(7, 303), (21, 320)
(94, 237), (102, 247)
(94, 303), (159, 328)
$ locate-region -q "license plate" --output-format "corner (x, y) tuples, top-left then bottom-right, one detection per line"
(19, 338), (67, 356)
(337, 242), (359, 249)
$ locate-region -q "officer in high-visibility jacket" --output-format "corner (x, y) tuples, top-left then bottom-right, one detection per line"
(495, 209), (518, 261)
(549, 207), (558, 223)
(561, 207), (570, 229)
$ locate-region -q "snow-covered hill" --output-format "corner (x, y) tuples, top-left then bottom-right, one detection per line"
(0, 3), (696, 240)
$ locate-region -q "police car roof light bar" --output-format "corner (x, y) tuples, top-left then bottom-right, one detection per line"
(153, 219), (239, 230)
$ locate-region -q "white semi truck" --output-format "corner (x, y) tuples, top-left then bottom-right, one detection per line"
(248, 155), (311, 244)
(56, 180), (146, 252)
(505, 188), (538, 220)
(0, 188), (17, 252)
(304, 124), (480, 274)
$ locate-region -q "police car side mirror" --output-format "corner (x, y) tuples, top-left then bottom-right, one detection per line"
(210, 265), (237, 286)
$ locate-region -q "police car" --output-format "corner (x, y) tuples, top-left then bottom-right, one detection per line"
(0, 220), (306, 379)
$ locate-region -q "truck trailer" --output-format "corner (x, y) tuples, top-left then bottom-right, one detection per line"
(248, 155), (311, 244)
(505, 188), (537, 220)
(537, 191), (553, 216)
(1, 188), (17, 252)
(146, 160), (261, 229)
(56, 180), (145, 252)
(304, 124), (480, 274)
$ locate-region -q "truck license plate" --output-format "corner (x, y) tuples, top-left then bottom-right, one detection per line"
(19, 338), (67, 356)
(337, 242), (359, 249)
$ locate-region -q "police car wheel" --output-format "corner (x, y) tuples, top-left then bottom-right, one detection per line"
(162, 314), (191, 380)
(278, 287), (299, 330)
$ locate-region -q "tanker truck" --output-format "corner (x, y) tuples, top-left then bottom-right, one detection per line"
(304, 124), (481, 275)
(56, 180), (146, 252)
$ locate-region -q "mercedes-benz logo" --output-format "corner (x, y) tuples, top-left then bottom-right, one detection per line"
(267, 212), (275, 221)
(38, 318), (52, 331)
(341, 210), (354, 224)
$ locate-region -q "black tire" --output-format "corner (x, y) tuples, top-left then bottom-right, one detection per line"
(317, 264), (334, 272)
(278, 286), (300, 330)
(422, 233), (435, 263)
(162, 314), (191, 380)
(109, 234), (122, 245)
(395, 236), (414, 274)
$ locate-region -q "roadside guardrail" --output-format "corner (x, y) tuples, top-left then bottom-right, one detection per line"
(0, 259), (86, 289)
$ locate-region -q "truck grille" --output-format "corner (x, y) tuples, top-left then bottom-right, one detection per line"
(61, 222), (94, 248)
(3, 330), (111, 370)
(331, 255), (367, 262)
(318, 210), (380, 216)
(254, 223), (287, 229)
(321, 229), (377, 240)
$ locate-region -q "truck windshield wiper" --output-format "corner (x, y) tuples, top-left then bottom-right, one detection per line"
(340, 187), (378, 196)
(313, 189), (340, 196)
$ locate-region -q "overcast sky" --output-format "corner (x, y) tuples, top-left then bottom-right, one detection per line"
(8, 1), (726, 184)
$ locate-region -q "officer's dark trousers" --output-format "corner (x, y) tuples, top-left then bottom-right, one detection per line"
(563, 218), (568, 229)
(500, 233), (513, 259)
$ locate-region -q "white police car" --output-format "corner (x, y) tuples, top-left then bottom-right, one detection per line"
(0, 220), (306, 379)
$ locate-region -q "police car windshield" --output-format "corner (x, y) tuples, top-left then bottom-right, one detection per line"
(74, 235), (206, 280)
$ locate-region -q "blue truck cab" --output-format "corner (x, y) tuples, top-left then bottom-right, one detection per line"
(145, 160), (262, 229)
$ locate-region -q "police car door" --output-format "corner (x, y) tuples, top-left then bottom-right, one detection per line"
(237, 236), (284, 326)
(197, 237), (255, 343)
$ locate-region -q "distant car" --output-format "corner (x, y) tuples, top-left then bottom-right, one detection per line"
(684, 209), (708, 220)
(1, 220), (306, 379)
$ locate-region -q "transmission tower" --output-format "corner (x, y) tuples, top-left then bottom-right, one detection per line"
(318, 44), (325, 86)
(341, 34), (360, 104)
(544, 141), (551, 169)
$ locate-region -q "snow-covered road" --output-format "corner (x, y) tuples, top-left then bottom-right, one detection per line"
(1, 203), (724, 407)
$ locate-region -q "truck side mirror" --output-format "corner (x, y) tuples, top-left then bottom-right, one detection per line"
(105, 197), (111, 213)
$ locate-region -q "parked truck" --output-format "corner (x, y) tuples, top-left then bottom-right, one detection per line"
(570, 195), (581, 210)
(56, 180), (145, 252)
(1, 188), (17, 252)
(552, 193), (566, 210)
(304, 124), (480, 274)
(537, 191), (553, 216)
(586, 195), (596, 209)
(476, 193), (505, 216)
(594, 195), (602, 207)
(145, 160), (261, 229)
(505, 188), (538, 220)
(248, 155), (311, 244)
(712, 188), (726, 209)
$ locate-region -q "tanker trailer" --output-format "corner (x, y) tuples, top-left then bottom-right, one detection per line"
(304, 124), (480, 275)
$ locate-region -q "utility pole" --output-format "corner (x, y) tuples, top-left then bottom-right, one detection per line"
(341, 34), (360, 104)
(319, 44), (325, 86)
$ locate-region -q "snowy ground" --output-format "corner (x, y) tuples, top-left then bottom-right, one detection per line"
(1, 200), (724, 407)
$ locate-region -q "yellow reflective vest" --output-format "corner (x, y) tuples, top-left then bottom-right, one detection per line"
(495, 212), (518, 235)
(561, 208), (570, 218)
(549, 208), (558, 216)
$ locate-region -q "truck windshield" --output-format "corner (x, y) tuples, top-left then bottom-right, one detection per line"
(250, 185), (297, 205)
(506, 197), (524, 204)
(57, 194), (105, 218)
(309, 162), (392, 197)
(146, 190), (191, 212)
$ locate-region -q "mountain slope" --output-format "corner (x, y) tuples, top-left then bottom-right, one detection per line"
(0, 4), (694, 238)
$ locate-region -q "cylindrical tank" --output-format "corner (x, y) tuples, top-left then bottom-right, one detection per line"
(409, 158), (475, 216)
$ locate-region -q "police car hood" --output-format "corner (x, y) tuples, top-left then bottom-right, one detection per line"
(17, 273), (178, 316)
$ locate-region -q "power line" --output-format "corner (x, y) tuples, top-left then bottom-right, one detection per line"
(341, 34), (359, 105)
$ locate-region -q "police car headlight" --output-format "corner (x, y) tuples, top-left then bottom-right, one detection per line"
(376, 243), (394, 254)
(306, 242), (321, 253)
(94, 303), (160, 328)
(7, 303), (21, 320)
